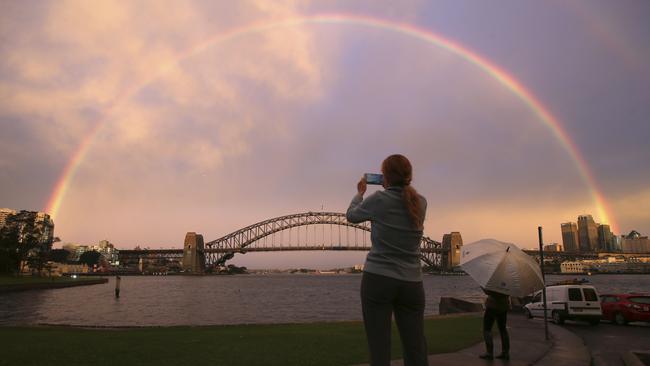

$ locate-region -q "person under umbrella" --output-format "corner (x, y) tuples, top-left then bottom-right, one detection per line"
(480, 288), (510, 360)
(460, 239), (545, 361)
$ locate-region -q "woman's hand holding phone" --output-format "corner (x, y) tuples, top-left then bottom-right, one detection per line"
(357, 176), (367, 196)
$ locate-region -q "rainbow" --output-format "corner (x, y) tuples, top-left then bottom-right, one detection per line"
(44, 14), (617, 232)
(561, 2), (641, 75)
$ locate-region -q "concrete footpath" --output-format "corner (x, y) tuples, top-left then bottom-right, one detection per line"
(362, 314), (591, 366)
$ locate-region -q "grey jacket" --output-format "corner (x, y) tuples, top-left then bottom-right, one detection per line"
(346, 186), (427, 282)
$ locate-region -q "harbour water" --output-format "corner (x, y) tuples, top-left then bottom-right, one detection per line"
(1, 274), (648, 326)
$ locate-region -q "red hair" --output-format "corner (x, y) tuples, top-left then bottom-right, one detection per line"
(381, 154), (424, 229)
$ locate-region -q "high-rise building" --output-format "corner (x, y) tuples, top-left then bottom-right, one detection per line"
(96, 240), (119, 265)
(577, 215), (598, 252)
(561, 222), (579, 252)
(611, 235), (623, 252)
(597, 224), (615, 252)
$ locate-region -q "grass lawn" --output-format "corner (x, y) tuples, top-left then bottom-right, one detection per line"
(0, 315), (482, 366)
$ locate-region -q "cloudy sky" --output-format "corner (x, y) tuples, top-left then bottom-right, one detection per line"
(1, 1), (648, 268)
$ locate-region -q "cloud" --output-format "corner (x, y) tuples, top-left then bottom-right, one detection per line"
(1, 1), (647, 269)
(179, 35), (613, 253)
(1, 0), (329, 178)
(611, 187), (650, 234)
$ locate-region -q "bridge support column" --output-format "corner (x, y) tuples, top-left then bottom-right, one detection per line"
(442, 232), (463, 270)
(182, 232), (205, 274)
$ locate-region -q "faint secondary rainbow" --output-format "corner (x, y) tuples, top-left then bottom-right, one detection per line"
(561, 1), (642, 75)
(45, 14), (617, 231)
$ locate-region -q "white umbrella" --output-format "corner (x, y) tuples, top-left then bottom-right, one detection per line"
(460, 238), (544, 297)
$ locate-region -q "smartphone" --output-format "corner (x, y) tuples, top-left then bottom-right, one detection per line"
(364, 173), (384, 185)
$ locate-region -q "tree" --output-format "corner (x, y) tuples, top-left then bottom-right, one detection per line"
(48, 249), (71, 263)
(0, 211), (53, 274)
(0, 224), (21, 274)
(79, 251), (101, 267)
(27, 236), (59, 275)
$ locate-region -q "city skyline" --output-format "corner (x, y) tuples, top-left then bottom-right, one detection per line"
(5, 205), (644, 270)
(1, 1), (649, 268)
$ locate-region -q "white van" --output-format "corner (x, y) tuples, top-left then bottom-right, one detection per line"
(524, 284), (602, 325)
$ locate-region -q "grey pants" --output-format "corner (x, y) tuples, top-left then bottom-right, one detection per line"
(361, 271), (429, 366)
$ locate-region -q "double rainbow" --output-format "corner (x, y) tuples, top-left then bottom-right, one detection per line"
(44, 14), (616, 231)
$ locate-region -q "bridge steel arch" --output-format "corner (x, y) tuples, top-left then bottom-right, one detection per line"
(204, 212), (445, 268)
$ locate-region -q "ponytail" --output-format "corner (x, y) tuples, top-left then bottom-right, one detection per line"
(403, 185), (424, 229)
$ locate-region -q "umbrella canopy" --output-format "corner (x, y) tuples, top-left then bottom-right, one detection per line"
(460, 239), (544, 297)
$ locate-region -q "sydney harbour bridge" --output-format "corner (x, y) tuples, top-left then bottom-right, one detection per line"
(118, 211), (601, 273)
(119, 212), (462, 272)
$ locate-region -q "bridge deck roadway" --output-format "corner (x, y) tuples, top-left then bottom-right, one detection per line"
(120, 247), (448, 254)
(204, 246), (447, 253)
(119, 248), (644, 263)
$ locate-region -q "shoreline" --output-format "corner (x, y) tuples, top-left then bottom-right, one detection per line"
(5, 312), (481, 330)
(0, 277), (108, 294)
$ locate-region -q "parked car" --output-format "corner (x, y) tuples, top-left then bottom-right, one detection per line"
(524, 284), (602, 325)
(600, 293), (650, 325)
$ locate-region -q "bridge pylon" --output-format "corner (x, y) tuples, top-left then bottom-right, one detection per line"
(182, 232), (205, 274)
(441, 232), (463, 270)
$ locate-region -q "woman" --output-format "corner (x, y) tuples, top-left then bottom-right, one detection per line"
(346, 154), (428, 366)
